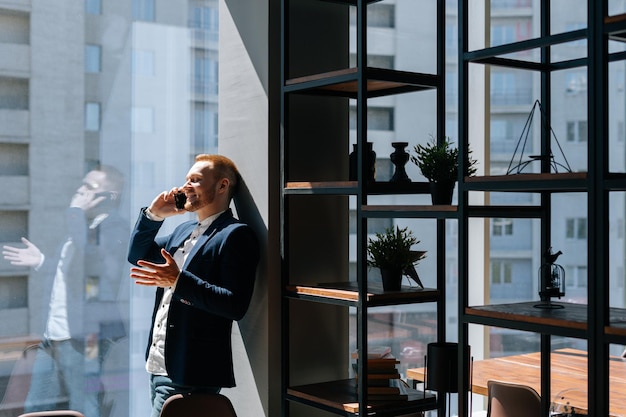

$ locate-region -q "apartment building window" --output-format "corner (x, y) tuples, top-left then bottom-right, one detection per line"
(565, 71), (587, 94)
(446, 23), (457, 52)
(491, 260), (513, 284)
(491, 116), (529, 154)
(566, 217), (587, 240)
(191, 3), (218, 31)
(349, 54), (394, 69)
(85, 0), (101, 15)
(491, 0), (532, 8)
(350, 4), (395, 28)
(0, 276), (27, 309)
(492, 24), (515, 46)
(85, 44), (101, 73)
(351, 210), (392, 234)
(492, 218), (513, 236)
(133, 0), (155, 22)
(491, 20), (531, 46)
(132, 107), (154, 133)
(491, 71), (532, 105)
(194, 52), (218, 96)
(565, 266), (588, 289)
(132, 49), (155, 77)
(193, 103), (217, 152)
(0, 77), (28, 110)
(349, 106), (394, 130)
(446, 71), (457, 105)
(85, 102), (100, 131)
(566, 120), (588, 142)
(0, 11), (29, 44)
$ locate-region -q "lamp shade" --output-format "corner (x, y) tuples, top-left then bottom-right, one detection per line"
(426, 342), (470, 393)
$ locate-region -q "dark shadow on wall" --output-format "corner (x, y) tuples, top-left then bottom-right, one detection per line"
(232, 177), (269, 398)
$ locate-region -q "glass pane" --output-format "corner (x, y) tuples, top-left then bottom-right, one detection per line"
(0, 2), (220, 416)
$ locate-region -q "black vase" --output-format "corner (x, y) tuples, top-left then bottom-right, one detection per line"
(349, 142), (376, 181)
(429, 180), (455, 205)
(390, 142), (411, 183)
(380, 268), (403, 291)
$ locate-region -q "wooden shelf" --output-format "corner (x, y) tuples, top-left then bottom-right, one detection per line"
(465, 301), (626, 339)
(605, 322), (626, 342)
(284, 181), (430, 195)
(287, 378), (437, 415)
(321, 0), (384, 5)
(285, 181), (357, 195)
(284, 67), (438, 98)
(606, 13), (626, 42)
(286, 282), (440, 307)
(363, 204), (458, 219)
(463, 172), (587, 192)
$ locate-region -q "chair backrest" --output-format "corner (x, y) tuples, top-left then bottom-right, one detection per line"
(487, 380), (541, 417)
(18, 411), (85, 417)
(160, 393), (237, 417)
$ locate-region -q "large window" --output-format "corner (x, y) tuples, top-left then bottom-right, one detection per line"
(0, 3), (220, 417)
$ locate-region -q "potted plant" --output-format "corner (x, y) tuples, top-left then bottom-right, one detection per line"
(410, 136), (477, 205)
(367, 226), (426, 291)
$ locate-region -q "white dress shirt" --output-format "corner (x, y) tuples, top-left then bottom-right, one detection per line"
(144, 210), (224, 375)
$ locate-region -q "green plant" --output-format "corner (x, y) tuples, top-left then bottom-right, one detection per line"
(367, 226), (423, 271)
(410, 136), (477, 183)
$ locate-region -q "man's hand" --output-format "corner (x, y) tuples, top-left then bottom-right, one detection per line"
(146, 188), (185, 219)
(2, 237), (44, 267)
(130, 249), (180, 287)
(70, 188), (107, 211)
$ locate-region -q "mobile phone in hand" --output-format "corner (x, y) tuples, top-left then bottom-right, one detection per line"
(174, 192), (186, 210)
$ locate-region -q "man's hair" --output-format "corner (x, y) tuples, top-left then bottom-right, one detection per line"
(195, 154), (240, 199)
(95, 164), (125, 193)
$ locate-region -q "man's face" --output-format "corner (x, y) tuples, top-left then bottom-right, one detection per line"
(79, 170), (108, 194)
(73, 170), (117, 215)
(182, 161), (218, 212)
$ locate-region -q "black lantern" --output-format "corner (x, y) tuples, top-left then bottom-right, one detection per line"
(534, 247), (565, 309)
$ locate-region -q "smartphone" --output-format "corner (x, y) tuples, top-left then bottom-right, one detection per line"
(174, 192), (187, 210)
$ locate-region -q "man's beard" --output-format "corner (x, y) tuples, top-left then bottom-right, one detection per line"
(184, 188), (215, 212)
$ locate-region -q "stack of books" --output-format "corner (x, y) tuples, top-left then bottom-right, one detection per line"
(352, 346), (410, 401)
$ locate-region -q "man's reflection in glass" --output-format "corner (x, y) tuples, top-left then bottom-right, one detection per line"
(3, 165), (129, 417)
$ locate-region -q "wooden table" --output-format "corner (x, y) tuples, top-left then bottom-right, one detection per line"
(407, 348), (626, 416)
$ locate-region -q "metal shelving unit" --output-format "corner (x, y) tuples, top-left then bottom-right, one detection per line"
(457, 2), (626, 416)
(279, 0), (447, 415)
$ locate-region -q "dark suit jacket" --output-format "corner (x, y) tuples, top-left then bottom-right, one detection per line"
(127, 208), (259, 387)
(38, 207), (129, 340)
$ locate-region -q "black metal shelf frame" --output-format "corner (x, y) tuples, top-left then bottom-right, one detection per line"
(279, 0), (447, 416)
(457, 2), (618, 417)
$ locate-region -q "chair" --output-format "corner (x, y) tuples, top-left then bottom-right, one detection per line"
(160, 393), (237, 417)
(18, 411), (85, 417)
(486, 380), (541, 417)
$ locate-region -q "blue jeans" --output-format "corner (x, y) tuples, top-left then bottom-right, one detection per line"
(24, 339), (100, 417)
(150, 374), (220, 417)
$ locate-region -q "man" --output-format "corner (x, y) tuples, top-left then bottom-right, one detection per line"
(2, 166), (129, 417)
(127, 154), (259, 417)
